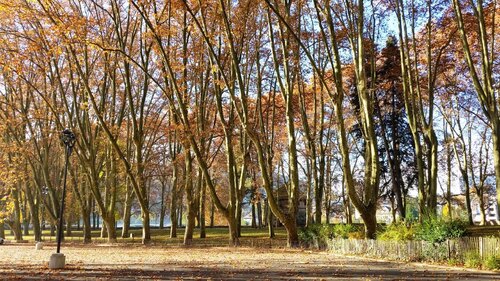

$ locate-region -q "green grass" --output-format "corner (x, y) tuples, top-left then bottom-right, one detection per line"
(3, 226), (288, 246)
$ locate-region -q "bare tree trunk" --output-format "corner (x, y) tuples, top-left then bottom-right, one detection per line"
(479, 195), (486, 226)
(184, 152), (196, 245)
(26, 184), (41, 241)
(266, 199), (275, 238)
(236, 197), (242, 237)
(159, 181), (167, 230)
(82, 207), (92, 243)
(141, 209), (151, 244)
(251, 203), (257, 228)
(100, 220), (107, 238)
(66, 218), (72, 237)
(121, 183), (133, 238)
(492, 128), (500, 222)
(446, 137), (453, 220)
(305, 162), (313, 226)
(12, 185), (23, 241)
(209, 199), (215, 228)
(22, 195), (29, 236)
(170, 162), (178, 238)
(0, 222), (5, 239)
(199, 181), (206, 238)
(257, 200), (263, 228)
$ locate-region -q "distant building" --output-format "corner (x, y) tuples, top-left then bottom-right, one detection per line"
(472, 199), (499, 225)
(352, 200), (394, 224)
(276, 185), (307, 226)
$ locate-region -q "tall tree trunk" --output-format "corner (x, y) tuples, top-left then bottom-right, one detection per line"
(0, 222), (5, 239)
(479, 194), (486, 226)
(121, 184), (133, 238)
(82, 207), (92, 243)
(103, 217), (117, 243)
(492, 127), (500, 222)
(159, 181), (167, 230)
(425, 131), (439, 215)
(170, 165), (178, 238)
(228, 214), (240, 246)
(12, 185), (23, 241)
(92, 200), (97, 230)
(210, 199), (215, 228)
(315, 158), (325, 225)
(184, 152), (196, 245)
(446, 135), (453, 220)
(266, 199), (275, 238)
(101, 221), (107, 238)
(305, 162), (313, 226)
(257, 200), (263, 228)
(236, 196), (242, 237)
(141, 209), (151, 244)
(26, 184), (41, 241)
(50, 223), (55, 237)
(199, 181), (206, 238)
(66, 218), (72, 237)
(22, 195), (29, 236)
(251, 203), (257, 228)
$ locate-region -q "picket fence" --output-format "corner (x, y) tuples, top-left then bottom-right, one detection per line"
(326, 237), (500, 261)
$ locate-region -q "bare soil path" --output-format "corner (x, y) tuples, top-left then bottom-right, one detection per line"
(0, 244), (498, 280)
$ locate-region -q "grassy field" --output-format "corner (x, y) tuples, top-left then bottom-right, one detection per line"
(3, 226), (289, 247)
(4, 224), (499, 245)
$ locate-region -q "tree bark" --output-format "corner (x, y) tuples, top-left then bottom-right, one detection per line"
(492, 127), (500, 222)
(12, 185), (23, 241)
(183, 151), (196, 246)
(26, 184), (41, 241)
(251, 203), (257, 228)
(0, 222), (5, 239)
(121, 184), (133, 238)
(170, 159), (178, 238)
(199, 181), (206, 238)
(82, 207), (92, 243)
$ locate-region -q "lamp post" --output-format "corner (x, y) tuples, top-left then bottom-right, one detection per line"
(49, 129), (75, 269)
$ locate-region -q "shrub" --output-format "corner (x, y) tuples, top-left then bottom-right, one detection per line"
(298, 225), (319, 246)
(298, 224), (361, 247)
(348, 231), (365, 239)
(415, 217), (467, 243)
(298, 224), (335, 248)
(483, 255), (500, 270)
(333, 224), (360, 239)
(464, 251), (482, 268)
(377, 222), (414, 241)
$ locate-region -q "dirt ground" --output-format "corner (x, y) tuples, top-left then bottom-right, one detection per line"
(0, 244), (498, 280)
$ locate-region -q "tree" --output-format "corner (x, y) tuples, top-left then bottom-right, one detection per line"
(452, 0), (500, 220)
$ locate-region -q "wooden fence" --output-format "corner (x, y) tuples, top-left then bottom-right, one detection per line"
(326, 237), (500, 261)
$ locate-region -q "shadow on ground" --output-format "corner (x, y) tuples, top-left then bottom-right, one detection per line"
(1, 262), (499, 280)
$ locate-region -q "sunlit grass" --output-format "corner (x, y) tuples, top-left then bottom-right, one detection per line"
(3, 226), (288, 246)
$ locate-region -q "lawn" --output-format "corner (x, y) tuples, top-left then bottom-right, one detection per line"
(3, 226), (289, 247)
